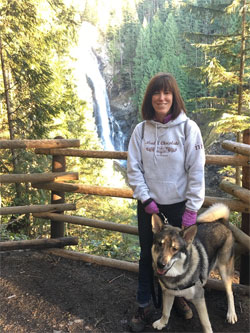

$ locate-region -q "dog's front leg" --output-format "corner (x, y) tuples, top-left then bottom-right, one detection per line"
(153, 291), (174, 331)
(192, 297), (213, 333)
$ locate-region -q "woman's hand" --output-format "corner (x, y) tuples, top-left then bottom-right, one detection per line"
(182, 209), (197, 228)
(142, 198), (159, 214)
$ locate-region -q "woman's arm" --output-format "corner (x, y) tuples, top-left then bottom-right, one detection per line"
(127, 123), (151, 203)
(184, 120), (205, 212)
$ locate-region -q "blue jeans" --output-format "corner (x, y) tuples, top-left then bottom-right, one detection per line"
(136, 200), (186, 306)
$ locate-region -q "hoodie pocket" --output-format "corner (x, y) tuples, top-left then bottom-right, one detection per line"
(146, 179), (181, 204)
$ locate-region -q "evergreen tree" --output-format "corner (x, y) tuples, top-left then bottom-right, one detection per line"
(160, 13), (188, 101)
(176, 3), (206, 113)
(0, 0), (80, 141)
(183, 0), (249, 135)
(119, 9), (140, 92)
(133, 9), (189, 114)
(0, 0), (80, 223)
(136, 0), (166, 24)
(133, 22), (153, 112)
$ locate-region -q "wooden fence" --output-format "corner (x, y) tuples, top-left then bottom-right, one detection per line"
(0, 132), (249, 294)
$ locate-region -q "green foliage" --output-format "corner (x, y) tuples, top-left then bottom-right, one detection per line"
(105, 1), (140, 94)
(66, 198), (139, 261)
(0, 0), (81, 214)
(210, 113), (250, 133)
(0, 0), (80, 137)
(0, 224), (29, 241)
(82, 0), (99, 26)
(184, 0), (249, 134)
(105, 1), (191, 117)
(230, 211), (241, 229)
(132, 10), (189, 112)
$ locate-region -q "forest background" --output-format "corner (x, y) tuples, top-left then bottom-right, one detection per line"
(0, 0), (249, 262)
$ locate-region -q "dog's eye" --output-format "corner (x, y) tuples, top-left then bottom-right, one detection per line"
(158, 240), (164, 247)
(172, 246), (178, 251)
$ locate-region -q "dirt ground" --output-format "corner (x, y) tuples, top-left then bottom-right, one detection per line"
(0, 250), (249, 333)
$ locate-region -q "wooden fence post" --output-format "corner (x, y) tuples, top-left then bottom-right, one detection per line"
(240, 129), (250, 285)
(51, 136), (65, 238)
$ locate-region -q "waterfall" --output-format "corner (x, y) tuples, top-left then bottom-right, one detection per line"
(86, 51), (125, 151)
(85, 50), (115, 151)
(73, 22), (125, 152)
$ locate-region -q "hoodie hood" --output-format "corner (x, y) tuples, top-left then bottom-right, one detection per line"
(148, 112), (188, 163)
(149, 111), (188, 129)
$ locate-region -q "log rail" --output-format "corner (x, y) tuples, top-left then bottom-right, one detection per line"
(0, 172), (78, 183)
(30, 182), (250, 213)
(0, 203), (76, 215)
(35, 147), (250, 166)
(0, 139), (80, 149)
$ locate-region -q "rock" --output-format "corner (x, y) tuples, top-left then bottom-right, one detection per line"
(110, 91), (138, 150)
(205, 132), (236, 197)
(68, 319), (84, 332)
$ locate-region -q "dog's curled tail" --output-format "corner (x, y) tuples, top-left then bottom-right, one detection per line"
(197, 203), (230, 224)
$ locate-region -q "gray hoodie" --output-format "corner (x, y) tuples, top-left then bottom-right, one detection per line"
(127, 112), (205, 212)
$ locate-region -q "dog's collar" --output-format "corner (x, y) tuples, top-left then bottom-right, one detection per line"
(160, 277), (204, 291)
(171, 282), (196, 291)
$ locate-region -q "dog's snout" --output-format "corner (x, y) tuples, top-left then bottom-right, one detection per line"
(157, 259), (165, 269)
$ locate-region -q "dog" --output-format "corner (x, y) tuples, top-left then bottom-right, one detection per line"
(151, 203), (237, 333)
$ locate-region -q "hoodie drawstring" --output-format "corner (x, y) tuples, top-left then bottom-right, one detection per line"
(154, 125), (158, 164)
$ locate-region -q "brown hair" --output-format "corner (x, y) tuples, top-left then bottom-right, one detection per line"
(141, 73), (186, 120)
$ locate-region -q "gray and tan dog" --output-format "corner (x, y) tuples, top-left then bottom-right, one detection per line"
(151, 203), (237, 333)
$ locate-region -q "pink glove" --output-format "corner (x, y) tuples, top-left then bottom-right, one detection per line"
(182, 209), (197, 227)
(142, 198), (159, 214)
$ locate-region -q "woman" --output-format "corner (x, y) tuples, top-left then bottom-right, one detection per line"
(127, 73), (205, 332)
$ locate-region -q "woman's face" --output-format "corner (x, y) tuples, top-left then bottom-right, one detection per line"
(152, 89), (173, 122)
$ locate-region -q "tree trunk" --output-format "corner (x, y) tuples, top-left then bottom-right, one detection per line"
(0, 36), (22, 199)
(235, 0), (246, 185)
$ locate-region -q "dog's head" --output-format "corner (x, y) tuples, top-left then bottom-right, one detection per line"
(151, 214), (197, 277)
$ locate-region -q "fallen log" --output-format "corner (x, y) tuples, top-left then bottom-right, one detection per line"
(45, 248), (139, 273)
(0, 203), (76, 215)
(45, 248), (250, 295)
(0, 172), (78, 183)
(205, 277), (249, 296)
(220, 180), (250, 205)
(0, 237), (78, 251)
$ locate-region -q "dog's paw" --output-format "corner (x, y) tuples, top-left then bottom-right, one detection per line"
(152, 318), (167, 330)
(227, 311), (238, 324)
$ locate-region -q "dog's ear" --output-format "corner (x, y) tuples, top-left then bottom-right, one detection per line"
(151, 214), (163, 234)
(181, 225), (197, 245)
